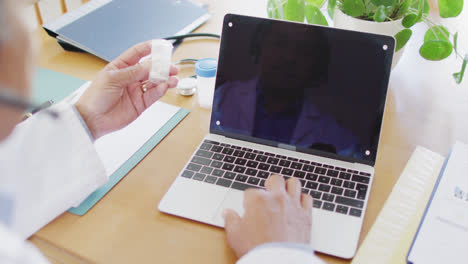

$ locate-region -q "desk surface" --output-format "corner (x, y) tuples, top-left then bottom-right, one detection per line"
(30, 1), (468, 263)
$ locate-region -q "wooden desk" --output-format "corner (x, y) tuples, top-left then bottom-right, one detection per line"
(30, 1), (468, 263)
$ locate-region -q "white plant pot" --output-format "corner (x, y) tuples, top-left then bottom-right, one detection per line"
(333, 9), (405, 69)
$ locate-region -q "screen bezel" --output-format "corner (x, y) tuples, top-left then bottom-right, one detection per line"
(210, 14), (395, 166)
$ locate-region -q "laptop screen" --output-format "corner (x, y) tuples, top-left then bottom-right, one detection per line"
(210, 14), (394, 165)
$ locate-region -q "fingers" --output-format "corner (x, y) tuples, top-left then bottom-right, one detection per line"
(286, 178), (302, 201)
(265, 174), (285, 194)
(108, 61), (151, 87)
(143, 83), (168, 107)
(107, 41), (152, 70)
(169, 65), (179, 76)
(301, 193), (313, 211)
(222, 208), (242, 236)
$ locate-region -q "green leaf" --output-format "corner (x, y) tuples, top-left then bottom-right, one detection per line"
(402, 14), (418, 28)
(370, 0), (394, 6)
(439, 0), (464, 18)
(328, 0), (337, 19)
(410, 0), (430, 19)
(419, 40), (453, 60)
(396, 0), (412, 18)
(305, 0), (327, 7)
(374, 5), (389, 22)
(305, 5), (329, 25)
(453, 55), (468, 84)
(284, 0), (305, 22)
(267, 0), (281, 19)
(454, 32), (459, 58)
(424, 26), (450, 42)
(342, 0), (366, 17)
(395, 29), (413, 52)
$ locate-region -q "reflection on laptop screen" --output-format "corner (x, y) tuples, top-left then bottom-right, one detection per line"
(210, 16), (393, 165)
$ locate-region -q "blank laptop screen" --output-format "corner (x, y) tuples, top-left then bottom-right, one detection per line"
(210, 14), (394, 165)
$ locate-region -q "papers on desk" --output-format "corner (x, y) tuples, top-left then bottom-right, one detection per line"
(408, 141), (468, 264)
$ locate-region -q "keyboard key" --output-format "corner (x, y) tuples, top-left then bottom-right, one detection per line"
(310, 162), (322, 166)
(204, 140), (220, 145)
(276, 154), (287, 159)
(191, 156), (211, 166)
(211, 161), (222, 168)
(319, 184), (331, 192)
(323, 165), (334, 169)
(318, 176), (330, 184)
(326, 169), (339, 177)
(246, 160), (259, 168)
(220, 143), (231, 147)
(303, 165), (315, 172)
(331, 187), (344, 195)
(181, 170), (194, 178)
(356, 184), (368, 200)
(211, 145), (223, 153)
(306, 173), (318, 181)
(279, 159), (291, 167)
(264, 152), (275, 157)
(301, 188), (309, 194)
(339, 172), (351, 180)
(246, 168), (258, 176)
(336, 205), (349, 214)
(323, 202), (335, 211)
(290, 162), (302, 170)
(187, 163), (202, 172)
(360, 172), (371, 176)
(306, 181), (318, 190)
(201, 166), (213, 174)
(232, 146), (241, 150)
(200, 143), (212, 150)
(223, 156), (236, 163)
(242, 147), (253, 152)
(195, 149), (213, 159)
(247, 177), (260, 185)
(257, 171), (270, 179)
(244, 153), (256, 160)
(235, 174), (248, 182)
(343, 181), (355, 189)
(313, 200), (322, 208)
(310, 191), (322, 199)
(348, 169), (359, 174)
(235, 158), (247, 166)
(260, 179), (266, 187)
(293, 171), (306, 179)
(233, 150), (245, 157)
(193, 173), (206, 181)
(335, 167), (347, 172)
(300, 179), (306, 187)
(281, 168), (293, 176)
(335, 196), (364, 208)
(287, 157), (299, 161)
(213, 153), (225, 161)
(330, 178), (343, 186)
(267, 157), (279, 165)
(216, 178), (232, 188)
(222, 163), (235, 171)
(270, 166), (282, 173)
(258, 163), (270, 171)
(344, 189), (357, 198)
(204, 176), (217, 184)
(350, 208), (362, 217)
(232, 182), (259, 191)
(299, 159), (310, 164)
(256, 155), (268, 162)
(352, 175), (370, 184)
(224, 172), (236, 180)
(222, 148), (234, 155)
(234, 166), (246, 174)
(315, 167), (327, 175)
(322, 193), (335, 202)
(212, 169), (224, 177)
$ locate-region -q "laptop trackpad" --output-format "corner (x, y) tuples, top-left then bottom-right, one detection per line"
(212, 189), (245, 227)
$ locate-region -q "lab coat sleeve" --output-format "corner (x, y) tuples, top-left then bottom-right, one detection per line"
(0, 224), (49, 264)
(236, 243), (326, 264)
(0, 101), (107, 240)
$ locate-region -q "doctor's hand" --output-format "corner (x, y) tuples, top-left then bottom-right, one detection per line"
(75, 41), (179, 139)
(223, 175), (313, 258)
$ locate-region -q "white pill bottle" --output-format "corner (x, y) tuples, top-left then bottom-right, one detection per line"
(195, 58), (217, 109)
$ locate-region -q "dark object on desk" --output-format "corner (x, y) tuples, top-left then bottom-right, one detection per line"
(0, 92), (58, 120)
(43, 0), (210, 62)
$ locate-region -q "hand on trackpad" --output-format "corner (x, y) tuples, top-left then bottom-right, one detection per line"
(213, 189), (245, 227)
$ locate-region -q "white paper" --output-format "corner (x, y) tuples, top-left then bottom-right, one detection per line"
(408, 141), (468, 264)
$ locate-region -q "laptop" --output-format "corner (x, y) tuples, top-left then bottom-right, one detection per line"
(159, 14), (394, 259)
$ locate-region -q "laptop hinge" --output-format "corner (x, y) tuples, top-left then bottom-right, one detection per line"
(278, 143), (296, 152)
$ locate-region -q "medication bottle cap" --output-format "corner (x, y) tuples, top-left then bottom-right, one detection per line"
(195, 58), (217, 78)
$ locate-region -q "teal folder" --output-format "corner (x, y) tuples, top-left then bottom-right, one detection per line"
(33, 67), (190, 216)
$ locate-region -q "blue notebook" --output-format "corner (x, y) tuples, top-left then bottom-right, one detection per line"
(43, 0), (210, 61)
(33, 68), (190, 216)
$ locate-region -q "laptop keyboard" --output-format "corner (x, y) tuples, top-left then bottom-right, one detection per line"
(180, 140), (371, 218)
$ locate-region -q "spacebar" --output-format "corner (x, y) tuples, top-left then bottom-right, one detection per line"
(231, 182), (262, 191)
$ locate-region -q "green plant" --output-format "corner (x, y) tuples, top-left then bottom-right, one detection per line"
(267, 0), (467, 84)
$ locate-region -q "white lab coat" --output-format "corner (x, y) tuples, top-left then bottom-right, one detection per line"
(0, 102), (325, 263)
